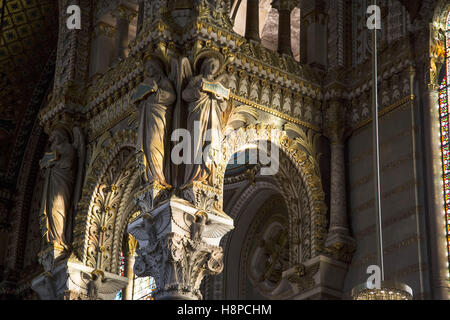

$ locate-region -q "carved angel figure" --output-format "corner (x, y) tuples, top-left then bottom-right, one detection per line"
(39, 126), (85, 250)
(135, 59), (176, 187)
(182, 57), (229, 185)
(190, 211), (207, 241)
(81, 270), (123, 300)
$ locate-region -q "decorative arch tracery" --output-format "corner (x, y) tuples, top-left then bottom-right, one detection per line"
(73, 130), (138, 274)
(218, 124), (327, 265)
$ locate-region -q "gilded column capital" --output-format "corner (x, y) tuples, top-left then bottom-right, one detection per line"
(128, 194), (234, 300)
(124, 234), (138, 257)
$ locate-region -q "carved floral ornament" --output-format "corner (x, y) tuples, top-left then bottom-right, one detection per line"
(72, 130), (138, 271)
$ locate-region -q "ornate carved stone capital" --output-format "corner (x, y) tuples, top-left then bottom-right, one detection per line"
(31, 259), (127, 300)
(133, 233), (224, 300)
(128, 195), (233, 299)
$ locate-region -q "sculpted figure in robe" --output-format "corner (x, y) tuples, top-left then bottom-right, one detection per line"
(135, 59), (176, 187)
(39, 126), (85, 250)
(182, 57), (229, 185)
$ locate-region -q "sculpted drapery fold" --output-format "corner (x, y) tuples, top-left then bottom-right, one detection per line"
(39, 126), (85, 251)
(135, 59), (176, 187)
(182, 57), (229, 185)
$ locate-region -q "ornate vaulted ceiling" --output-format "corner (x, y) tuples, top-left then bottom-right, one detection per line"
(0, 0), (58, 191)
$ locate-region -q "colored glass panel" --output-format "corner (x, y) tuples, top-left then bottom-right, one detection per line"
(439, 12), (450, 273)
(133, 276), (156, 300)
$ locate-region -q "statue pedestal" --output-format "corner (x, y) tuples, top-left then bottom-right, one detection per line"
(280, 255), (350, 300)
(128, 194), (233, 300)
(31, 258), (127, 300)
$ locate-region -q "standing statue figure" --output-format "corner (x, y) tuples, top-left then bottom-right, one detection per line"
(39, 126), (85, 250)
(134, 59), (176, 187)
(182, 57), (229, 185)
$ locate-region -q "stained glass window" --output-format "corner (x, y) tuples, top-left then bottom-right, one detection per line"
(439, 11), (450, 273)
(114, 251), (126, 300)
(133, 276), (156, 300)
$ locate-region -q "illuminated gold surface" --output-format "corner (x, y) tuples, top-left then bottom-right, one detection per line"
(352, 281), (413, 300)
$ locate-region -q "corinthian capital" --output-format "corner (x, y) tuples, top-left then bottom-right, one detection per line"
(128, 194), (233, 300)
(134, 233), (224, 300)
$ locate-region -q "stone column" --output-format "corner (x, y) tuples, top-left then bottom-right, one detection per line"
(124, 235), (138, 300)
(245, 0), (260, 42)
(89, 22), (115, 76)
(324, 99), (355, 255)
(128, 183), (234, 300)
(272, 0), (297, 56)
(423, 83), (450, 300)
(112, 5), (137, 61)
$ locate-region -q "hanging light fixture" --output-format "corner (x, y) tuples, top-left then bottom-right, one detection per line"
(351, 0), (413, 300)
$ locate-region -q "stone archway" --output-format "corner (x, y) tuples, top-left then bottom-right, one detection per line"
(199, 124), (331, 300)
(74, 129), (138, 273)
(216, 124), (328, 265)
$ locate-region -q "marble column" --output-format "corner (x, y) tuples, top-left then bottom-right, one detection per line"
(245, 0), (260, 42)
(423, 84), (450, 300)
(112, 5), (137, 61)
(324, 99), (355, 253)
(89, 22), (115, 76)
(128, 183), (234, 300)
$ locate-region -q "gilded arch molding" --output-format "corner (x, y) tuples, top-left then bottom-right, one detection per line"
(218, 124), (328, 264)
(73, 130), (137, 271)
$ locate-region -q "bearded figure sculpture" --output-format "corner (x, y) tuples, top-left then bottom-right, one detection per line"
(134, 59), (176, 187)
(182, 56), (229, 185)
(39, 126), (85, 250)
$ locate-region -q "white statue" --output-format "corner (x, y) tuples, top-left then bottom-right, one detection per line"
(39, 126), (85, 250)
(182, 57), (229, 185)
(134, 59), (176, 187)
